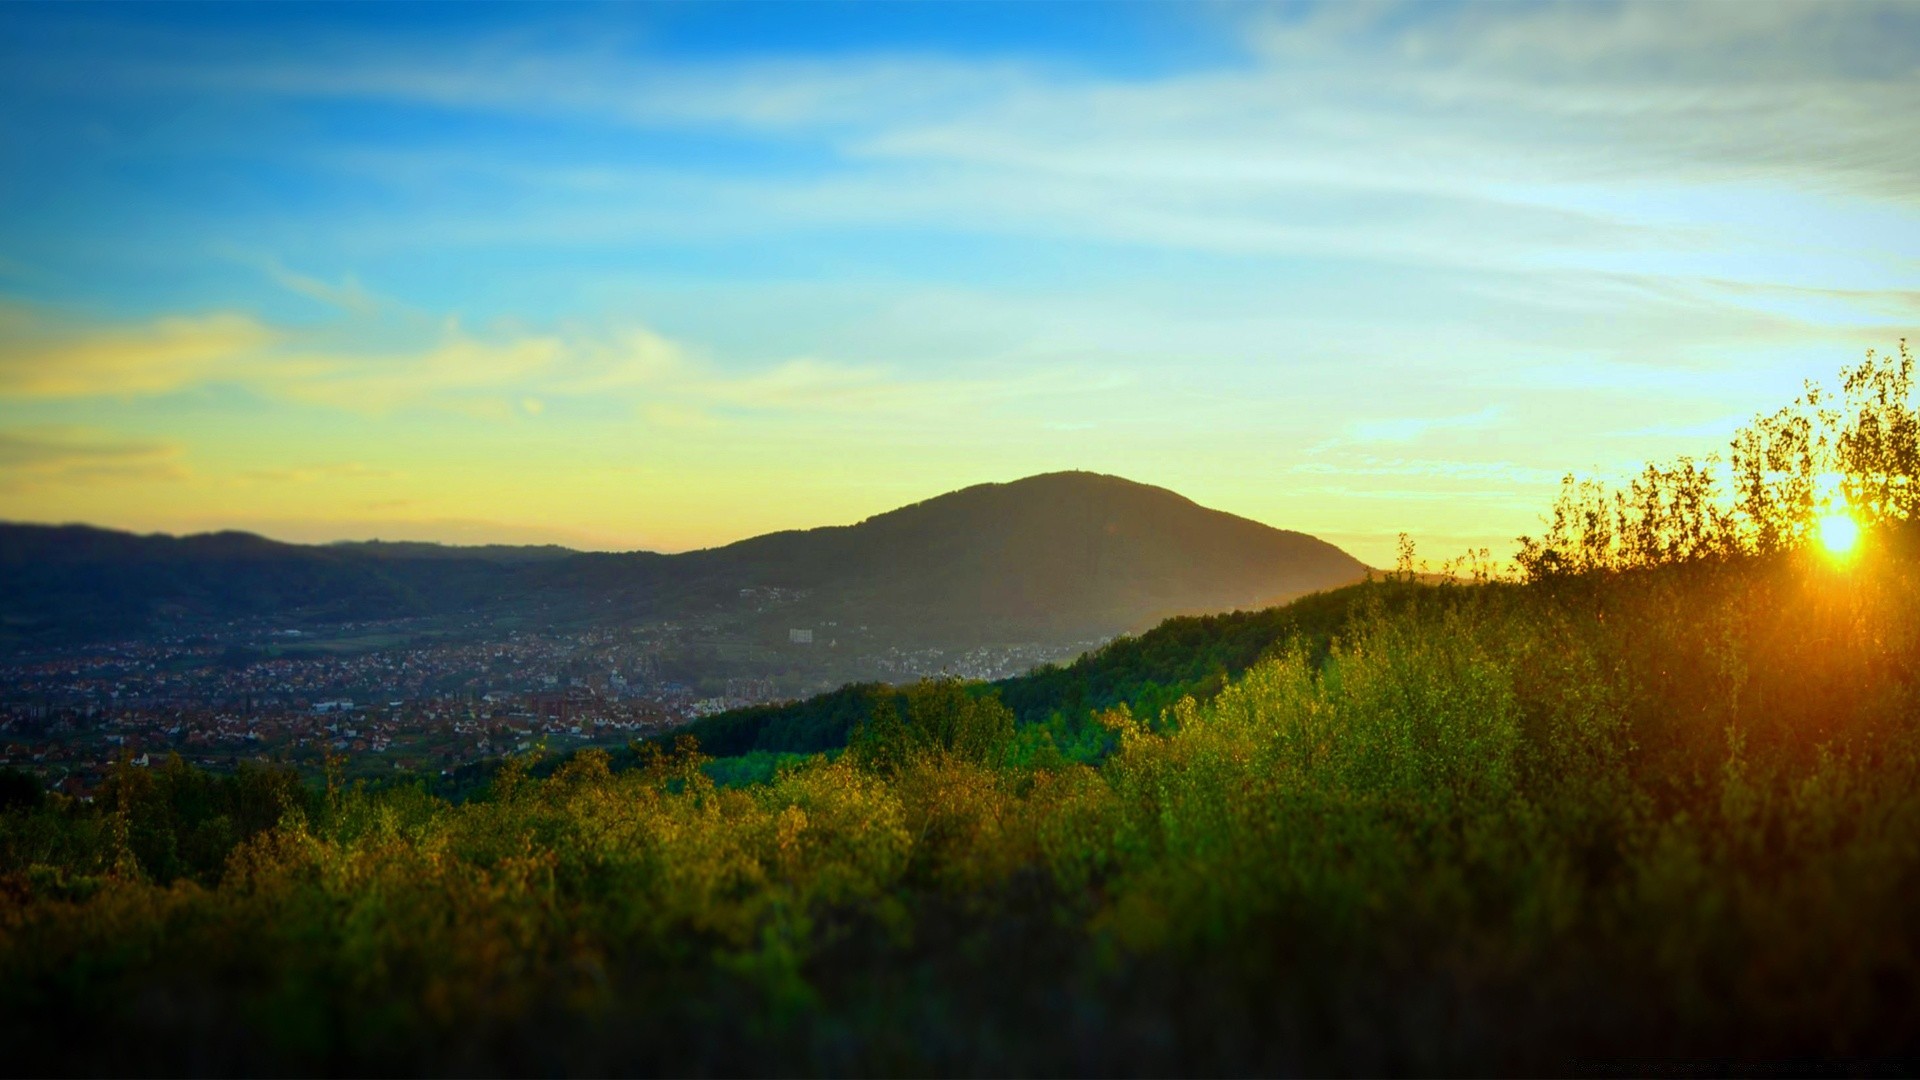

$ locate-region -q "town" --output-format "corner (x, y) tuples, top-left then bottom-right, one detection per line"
(0, 618), (1105, 797)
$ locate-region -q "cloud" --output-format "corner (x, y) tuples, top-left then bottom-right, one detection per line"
(154, 1), (1907, 327)
(261, 262), (381, 315)
(0, 303), (584, 411)
(1690, 279), (1920, 330)
(1242, 1), (1920, 197)
(0, 308), (278, 397)
(695, 357), (908, 413)
(270, 323), (950, 418)
(277, 327), (566, 413)
(162, 1), (1917, 202)
(236, 461), (397, 484)
(0, 300), (1097, 428)
(23, 0), (1901, 349)
(1288, 456), (1561, 485)
(186, 45), (1035, 136)
(1604, 414), (1753, 441)
(1290, 484), (1542, 508)
(15, 4), (1920, 286)
(552, 326), (692, 392)
(6, 3), (1906, 560)
(639, 402), (720, 430)
(1328, 406), (1505, 447)
(0, 428), (188, 491)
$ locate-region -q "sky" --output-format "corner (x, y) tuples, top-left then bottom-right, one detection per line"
(1, 1), (1916, 567)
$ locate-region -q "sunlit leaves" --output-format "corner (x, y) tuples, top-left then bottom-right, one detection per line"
(1519, 341), (1915, 580)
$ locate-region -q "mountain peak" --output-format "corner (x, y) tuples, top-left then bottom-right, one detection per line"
(699, 470), (1366, 641)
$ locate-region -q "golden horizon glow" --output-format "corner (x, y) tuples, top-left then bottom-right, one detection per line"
(3, 5), (1917, 569)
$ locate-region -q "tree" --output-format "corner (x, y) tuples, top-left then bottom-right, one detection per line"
(848, 678), (1014, 772)
(1837, 339), (1918, 524)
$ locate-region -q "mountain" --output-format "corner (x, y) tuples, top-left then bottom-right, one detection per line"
(672, 471), (1366, 641)
(0, 472), (1368, 652)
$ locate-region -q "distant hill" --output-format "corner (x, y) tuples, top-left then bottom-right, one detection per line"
(0, 472), (1368, 651)
(327, 540), (578, 564)
(0, 524), (509, 647)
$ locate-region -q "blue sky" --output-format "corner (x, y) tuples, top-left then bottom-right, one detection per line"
(1, 1), (1916, 564)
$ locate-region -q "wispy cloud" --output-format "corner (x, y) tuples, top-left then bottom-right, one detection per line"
(0, 427), (188, 492)
(235, 461), (396, 484)
(0, 307), (278, 397)
(0, 2), (1911, 559)
(0, 300), (1105, 426)
(1345, 407), (1504, 446)
(260, 261), (382, 315)
(1289, 456), (1560, 485)
(276, 326), (566, 414)
(186, 46), (1038, 136)
(19, 4), (1910, 340)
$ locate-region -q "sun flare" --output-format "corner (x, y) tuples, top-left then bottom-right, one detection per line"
(1818, 512), (1860, 558)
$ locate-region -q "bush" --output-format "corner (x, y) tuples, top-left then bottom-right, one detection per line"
(4, 344), (1920, 1073)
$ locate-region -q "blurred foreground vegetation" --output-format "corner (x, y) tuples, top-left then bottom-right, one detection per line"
(3, 344), (1919, 1074)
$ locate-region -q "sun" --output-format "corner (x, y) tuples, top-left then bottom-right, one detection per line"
(1818, 512), (1861, 559)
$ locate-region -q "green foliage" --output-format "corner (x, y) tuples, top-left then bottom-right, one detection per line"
(1837, 340), (1920, 523)
(6, 539), (1920, 1071)
(674, 682), (888, 758)
(848, 679), (1015, 773)
(678, 577), (1418, 764)
(4, 345), (1920, 1073)
(0, 755), (312, 888)
(1519, 339), (1917, 579)
(997, 581), (1414, 725)
(703, 749), (815, 789)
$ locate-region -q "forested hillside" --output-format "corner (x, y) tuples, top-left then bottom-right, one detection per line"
(674, 580), (1423, 760)
(1, 344), (1916, 1073)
